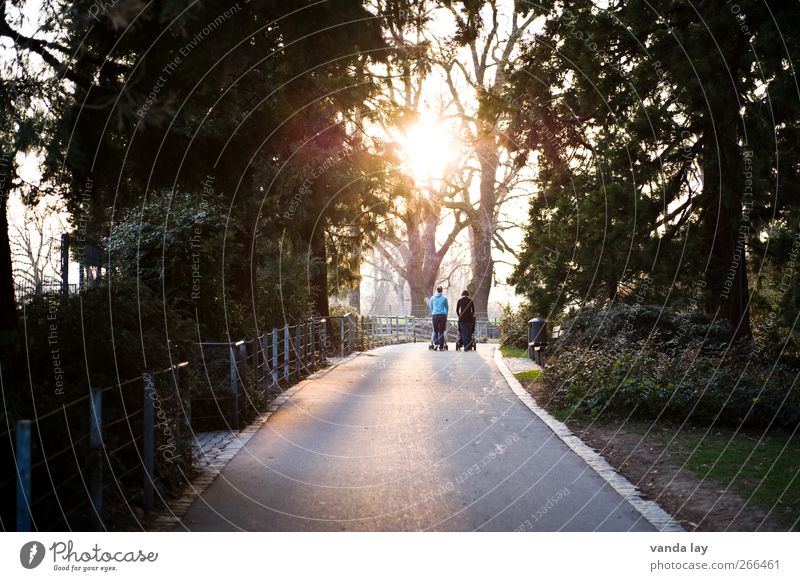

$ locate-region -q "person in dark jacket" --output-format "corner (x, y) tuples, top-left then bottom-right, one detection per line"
(456, 290), (475, 350)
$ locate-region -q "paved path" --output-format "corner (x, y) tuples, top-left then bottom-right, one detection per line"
(178, 343), (655, 531)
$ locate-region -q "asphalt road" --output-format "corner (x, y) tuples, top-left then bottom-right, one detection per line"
(178, 343), (655, 531)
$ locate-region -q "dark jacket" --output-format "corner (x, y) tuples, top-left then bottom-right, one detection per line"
(456, 296), (475, 323)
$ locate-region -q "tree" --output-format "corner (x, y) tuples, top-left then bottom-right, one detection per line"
(10, 196), (65, 295)
(509, 0), (800, 339)
(375, 173), (471, 316)
(44, 1), (391, 327)
(367, 0), (482, 317)
(433, 0), (539, 320)
(0, 0), (64, 369)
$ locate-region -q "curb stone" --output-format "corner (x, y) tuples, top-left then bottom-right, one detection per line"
(493, 348), (684, 532)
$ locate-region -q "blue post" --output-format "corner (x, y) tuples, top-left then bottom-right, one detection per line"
(283, 325), (290, 383)
(238, 341), (248, 388)
(230, 344), (239, 429)
(261, 335), (269, 391)
(297, 323), (303, 372)
(15, 420), (32, 532)
(272, 328), (279, 386)
(89, 388), (103, 530)
(310, 319), (316, 368)
(143, 373), (155, 510)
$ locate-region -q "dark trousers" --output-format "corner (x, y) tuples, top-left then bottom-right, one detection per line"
(459, 320), (473, 347)
(432, 314), (447, 347)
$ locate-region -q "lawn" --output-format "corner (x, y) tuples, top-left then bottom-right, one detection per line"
(626, 422), (800, 530)
(500, 345), (528, 358)
(514, 369), (543, 381)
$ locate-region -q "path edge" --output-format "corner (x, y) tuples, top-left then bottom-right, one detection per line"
(493, 348), (684, 532)
(147, 351), (363, 531)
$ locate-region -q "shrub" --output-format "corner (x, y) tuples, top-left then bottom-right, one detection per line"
(499, 303), (531, 350)
(9, 283), (198, 529)
(541, 341), (800, 430)
(553, 303), (732, 352)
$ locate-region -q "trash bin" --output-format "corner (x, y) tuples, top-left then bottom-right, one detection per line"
(528, 318), (548, 365)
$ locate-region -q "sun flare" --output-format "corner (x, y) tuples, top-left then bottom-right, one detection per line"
(394, 119), (458, 184)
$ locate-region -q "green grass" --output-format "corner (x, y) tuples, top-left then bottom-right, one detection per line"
(500, 345), (528, 358)
(629, 423), (800, 530)
(514, 369), (543, 381)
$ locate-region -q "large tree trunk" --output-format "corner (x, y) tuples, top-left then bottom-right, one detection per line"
(347, 222), (361, 312)
(308, 229), (330, 317)
(470, 138), (498, 321)
(702, 106), (751, 339)
(406, 234), (444, 317)
(408, 277), (428, 318)
(405, 208), (427, 317)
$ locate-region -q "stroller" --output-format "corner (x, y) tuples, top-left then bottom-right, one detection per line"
(455, 319), (477, 351)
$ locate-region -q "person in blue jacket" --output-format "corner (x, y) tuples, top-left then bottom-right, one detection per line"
(429, 286), (449, 350)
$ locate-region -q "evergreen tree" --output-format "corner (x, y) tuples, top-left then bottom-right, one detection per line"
(509, 0), (800, 338)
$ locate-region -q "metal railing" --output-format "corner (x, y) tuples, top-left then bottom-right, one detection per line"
(5, 363), (190, 532)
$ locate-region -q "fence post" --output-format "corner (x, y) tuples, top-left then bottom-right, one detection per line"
(172, 363), (191, 435)
(283, 325), (290, 383)
(411, 317), (416, 343)
(238, 341), (248, 390)
(296, 323), (303, 375)
(395, 316), (400, 344)
(143, 372), (155, 510)
(310, 319), (316, 368)
(348, 315), (354, 353)
(229, 345), (239, 430)
(371, 316), (376, 348)
(340, 317), (345, 358)
(304, 322), (309, 367)
(15, 420), (32, 532)
(272, 328), (279, 386)
(89, 388), (103, 530)
(261, 335), (269, 392)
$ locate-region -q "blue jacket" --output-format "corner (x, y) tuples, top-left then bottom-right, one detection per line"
(429, 293), (449, 315)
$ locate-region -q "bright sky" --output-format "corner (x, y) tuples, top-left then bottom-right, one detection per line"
(363, 1), (535, 314)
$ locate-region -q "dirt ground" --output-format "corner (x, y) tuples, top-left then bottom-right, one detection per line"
(520, 380), (786, 532)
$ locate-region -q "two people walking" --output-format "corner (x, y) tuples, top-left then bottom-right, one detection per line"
(428, 286), (475, 351)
